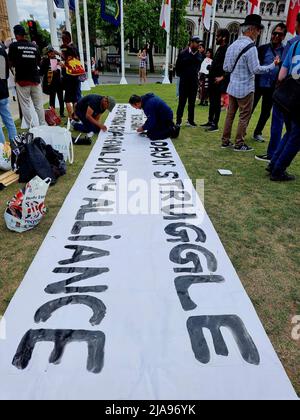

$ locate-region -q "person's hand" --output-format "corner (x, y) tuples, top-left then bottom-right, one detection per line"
(274, 56), (281, 66)
(137, 126), (144, 133)
(215, 76), (224, 84)
(100, 124), (107, 132)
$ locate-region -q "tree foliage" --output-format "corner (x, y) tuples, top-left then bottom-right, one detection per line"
(20, 20), (51, 51)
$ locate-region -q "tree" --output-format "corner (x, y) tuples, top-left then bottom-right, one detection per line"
(20, 20), (51, 51)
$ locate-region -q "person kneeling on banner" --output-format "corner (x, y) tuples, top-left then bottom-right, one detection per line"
(129, 93), (181, 140)
(71, 95), (116, 137)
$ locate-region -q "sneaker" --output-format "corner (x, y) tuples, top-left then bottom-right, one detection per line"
(70, 119), (77, 128)
(266, 164), (273, 173)
(234, 144), (254, 152)
(255, 154), (271, 163)
(270, 172), (296, 182)
(170, 124), (181, 139)
(186, 121), (197, 128)
(206, 125), (219, 133)
(200, 122), (212, 128)
(221, 141), (234, 149)
(87, 132), (95, 138)
(253, 134), (265, 143)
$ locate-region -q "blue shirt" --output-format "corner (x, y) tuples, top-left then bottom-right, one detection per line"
(257, 44), (284, 88)
(283, 40), (300, 76)
(282, 35), (300, 61)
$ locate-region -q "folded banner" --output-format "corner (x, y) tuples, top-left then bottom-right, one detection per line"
(287, 0), (300, 35)
(0, 105), (297, 400)
(54, 0), (75, 10)
(101, 0), (121, 27)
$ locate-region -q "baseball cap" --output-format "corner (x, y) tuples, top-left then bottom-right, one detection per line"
(107, 96), (116, 112)
(14, 25), (26, 36)
(190, 36), (202, 43)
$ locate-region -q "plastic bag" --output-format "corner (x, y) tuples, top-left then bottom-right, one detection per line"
(0, 142), (12, 171)
(4, 176), (51, 233)
(29, 126), (74, 164)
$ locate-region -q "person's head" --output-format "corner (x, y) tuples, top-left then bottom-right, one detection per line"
(13, 25), (26, 41)
(46, 45), (56, 59)
(271, 23), (287, 46)
(296, 12), (300, 35)
(101, 96), (116, 112)
(206, 48), (213, 59)
(241, 14), (264, 41)
(190, 36), (202, 53)
(62, 30), (72, 46)
(216, 29), (230, 46)
(129, 94), (142, 110)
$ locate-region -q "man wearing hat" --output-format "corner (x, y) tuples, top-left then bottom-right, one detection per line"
(71, 94), (116, 135)
(175, 36), (204, 128)
(8, 25), (46, 127)
(221, 15), (280, 152)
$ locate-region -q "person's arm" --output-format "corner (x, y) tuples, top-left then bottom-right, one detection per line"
(246, 47), (278, 75)
(278, 66), (288, 81)
(8, 44), (15, 69)
(85, 106), (107, 132)
(278, 48), (292, 82)
(175, 52), (183, 77)
(223, 46), (234, 73)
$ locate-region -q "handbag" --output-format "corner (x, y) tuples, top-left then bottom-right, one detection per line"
(272, 41), (300, 119)
(45, 107), (62, 126)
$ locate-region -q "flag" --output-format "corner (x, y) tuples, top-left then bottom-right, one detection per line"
(160, 0), (171, 32)
(247, 0), (261, 14)
(101, 0), (121, 27)
(202, 0), (213, 31)
(287, 0), (300, 35)
(53, 0), (75, 10)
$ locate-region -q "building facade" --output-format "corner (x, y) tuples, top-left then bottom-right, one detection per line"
(0, 0), (11, 43)
(186, 0), (289, 49)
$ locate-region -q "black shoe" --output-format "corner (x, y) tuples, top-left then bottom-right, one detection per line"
(255, 154), (271, 163)
(200, 122), (212, 128)
(266, 164), (273, 173)
(72, 136), (92, 145)
(186, 121), (197, 128)
(170, 124), (181, 139)
(270, 172), (296, 182)
(234, 144), (254, 152)
(221, 141), (234, 149)
(206, 125), (219, 133)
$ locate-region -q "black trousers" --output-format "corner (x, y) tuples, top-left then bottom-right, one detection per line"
(176, 81), (198, 124)
(49, 83), (65, 117)
(208, 83), (222, 127)
(148, 121), (175, 140)
(252, 87), (274, 136)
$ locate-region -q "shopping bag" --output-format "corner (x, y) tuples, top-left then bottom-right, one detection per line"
(0, 142), (12, 171)
(45, 107), (62, 126)
(4, 176), (51, 233)
(29, 126), (74, 164)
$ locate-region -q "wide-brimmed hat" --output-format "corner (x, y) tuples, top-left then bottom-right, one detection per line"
(241, 14), (264, 30)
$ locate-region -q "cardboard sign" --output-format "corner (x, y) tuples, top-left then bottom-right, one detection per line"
(0, 105), (297, 400)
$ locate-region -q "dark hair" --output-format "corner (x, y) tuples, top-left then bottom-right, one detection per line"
(217, 29), (230, 44)
(297, 13), (300, 24)
(129, 95), (142, 105)
(273, 22), (287, 35)
(62, 31), (72, 41)
(206, 48), (214, 58)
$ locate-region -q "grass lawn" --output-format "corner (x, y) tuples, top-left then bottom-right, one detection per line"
(0, 83), (299, 396)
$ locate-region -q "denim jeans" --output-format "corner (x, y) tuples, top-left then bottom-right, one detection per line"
(73, 111), (100, 134)
(271, 117), (300, 176)
(267, 104), (285, 158)
(0, 98), (17, 144)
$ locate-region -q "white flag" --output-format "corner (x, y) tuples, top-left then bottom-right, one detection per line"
(160, 0), (171, 32)
(202, 0), (213, 31)
(247, 0), (261, 14)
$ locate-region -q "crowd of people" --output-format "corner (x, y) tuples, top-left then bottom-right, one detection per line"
(174, 13), (300, 181)
(1, 13), (300, 183)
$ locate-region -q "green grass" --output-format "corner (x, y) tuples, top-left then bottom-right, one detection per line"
(0, 84), (299, 396)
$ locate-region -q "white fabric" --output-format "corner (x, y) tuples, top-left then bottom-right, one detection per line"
(160, 0), (171, 32)
(0, 105), (297, 400)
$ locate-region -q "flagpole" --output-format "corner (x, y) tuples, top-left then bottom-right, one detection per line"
(209, 0), (217, 49)
(162, 0), (171, 84)
(64, 0), (72, 33)
(83, 0), (95, 87)
(75, 0), (90, 91)
(120, 0), (128, 85)
(47, 0), (60, 50)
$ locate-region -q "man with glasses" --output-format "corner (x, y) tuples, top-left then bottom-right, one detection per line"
(252, 23), (287, 143)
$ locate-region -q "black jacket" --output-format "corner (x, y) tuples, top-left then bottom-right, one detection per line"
(209, 44), (229, 80)
(0, 45), (9, 100)
(176, 48), (203, 85)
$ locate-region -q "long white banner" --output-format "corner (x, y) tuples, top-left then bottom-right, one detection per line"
(0, 105), (297, 400)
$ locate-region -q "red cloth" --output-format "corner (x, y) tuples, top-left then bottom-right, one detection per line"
(17, 81), (39, 87)
(287, 0), (300, 35)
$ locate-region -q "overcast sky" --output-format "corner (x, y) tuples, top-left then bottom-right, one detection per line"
(16, 0), (66, 30)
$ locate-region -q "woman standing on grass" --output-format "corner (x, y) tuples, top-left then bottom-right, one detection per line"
(138, 47), (148, 84)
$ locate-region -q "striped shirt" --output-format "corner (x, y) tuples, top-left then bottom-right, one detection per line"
(224, 36), (276, 98)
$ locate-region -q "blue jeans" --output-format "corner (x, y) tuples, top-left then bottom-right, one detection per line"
(73, 111), (100, 134)
(271, 117), (300, 176)
(0, 98), (17, 144)
(267, 104), (285, 158)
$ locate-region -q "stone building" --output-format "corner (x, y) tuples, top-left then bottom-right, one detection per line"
(0, 0), (11, 43)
